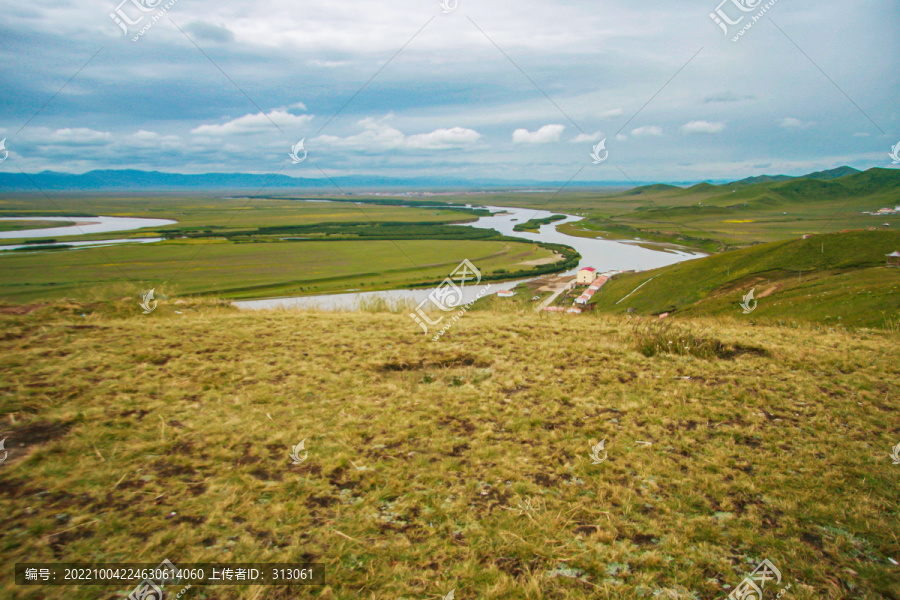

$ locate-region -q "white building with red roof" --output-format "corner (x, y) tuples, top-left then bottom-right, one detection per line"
(576, 267), (597, 285)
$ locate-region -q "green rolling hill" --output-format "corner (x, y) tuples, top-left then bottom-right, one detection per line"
(582, 167), (900, 247)
(590, 230), (900, 328)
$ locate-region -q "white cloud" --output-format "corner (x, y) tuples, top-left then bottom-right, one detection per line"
(616, 134), (628, 142)
(316, 118), (481, 150)
(184, 21), (234, 43)
(681, 120), (725, 134)
(54, 127), (109, 144)
(132, 130), (178, 141)
(571, 130), (605, 143)
(596, 108), (624, 119)
(306, 59), (350, 68)
(212, 2), (660, 55)
(406, 127), (482, 149)
(18, 127), (111, 148)
(191, 110), (314, 136)
(512, 124), (565, 144)
(631, 125), (663, 136)
(129, 130), (182, 148)
(779, 117), (813, 129)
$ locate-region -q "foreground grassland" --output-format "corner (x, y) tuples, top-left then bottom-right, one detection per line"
(0, 301), (898, 599)
(0, 239), (558, 302)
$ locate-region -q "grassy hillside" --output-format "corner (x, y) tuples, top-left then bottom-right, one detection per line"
(499, 167), (900, 249)
(590, 230), (900, 328)
(804, 166), (860, 181)
(0, 301), (897, 599)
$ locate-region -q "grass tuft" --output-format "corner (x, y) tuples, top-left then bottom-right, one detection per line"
(630, 319), (769, 360)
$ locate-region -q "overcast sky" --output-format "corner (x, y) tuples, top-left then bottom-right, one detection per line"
(0, 0), (897, 182)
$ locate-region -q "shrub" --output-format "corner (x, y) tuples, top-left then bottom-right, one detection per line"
(631, 319), (768, 360)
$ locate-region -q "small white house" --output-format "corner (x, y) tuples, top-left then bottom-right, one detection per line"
(576, 267), (597, 285)
(497, 290), (516, 297)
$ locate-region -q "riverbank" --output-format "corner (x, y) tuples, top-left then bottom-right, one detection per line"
(0, 198), (704, 305)
(234, 205), (704, 310)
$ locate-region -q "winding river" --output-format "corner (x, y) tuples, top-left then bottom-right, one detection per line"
(234, 205), (704, 310)
(0, 209), (705, 307)
(0, 216), (177, 239)
(0, 216), (176, 251)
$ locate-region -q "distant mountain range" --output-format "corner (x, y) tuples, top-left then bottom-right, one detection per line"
(630, 166), (900, 200)
(0, 165), (890, 192)
(0, 170), (498, 192)
(729, 166), (860, 187)
(0, 170), (647, 192)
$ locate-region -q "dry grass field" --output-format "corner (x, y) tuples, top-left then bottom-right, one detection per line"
(0, 297), (898, 599)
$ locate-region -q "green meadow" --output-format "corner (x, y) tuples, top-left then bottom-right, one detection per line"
(513, 215), (567, 233)
(0, 196), (566, 303)
(0, 195), (483, 242)
(0, 220), (75, 233)
(0, 238), (558, 302)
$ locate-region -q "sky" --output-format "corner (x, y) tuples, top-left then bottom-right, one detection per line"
(0, 0), (898, 183)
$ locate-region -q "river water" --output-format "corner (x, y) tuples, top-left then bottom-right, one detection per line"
(0, 237), (165, 252)
(0, 216), (177, 241)
(234, 205), (704, 310)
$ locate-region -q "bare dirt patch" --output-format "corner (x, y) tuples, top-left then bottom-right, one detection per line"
(757, 284), (780, 298)
(517, 253), (562, 266)
(0, 303), (46, 315)
(374, 352), (492, 371)
(0, 420), (75, 464)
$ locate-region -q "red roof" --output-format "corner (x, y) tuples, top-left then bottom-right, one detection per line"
(579, 267), (596, 272)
